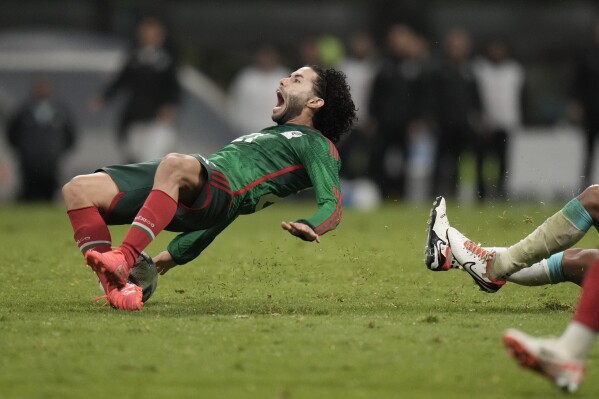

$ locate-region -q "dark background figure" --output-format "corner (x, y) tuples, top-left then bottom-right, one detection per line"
(429, 27), (481, 199)
(473, 39), (525, 201)
(6, 77), (76, 201)
(92, 16), (181, 163)
(573, 20), (599, 190)
(368, 24), (428, 199)
(338, 32), (378, 180)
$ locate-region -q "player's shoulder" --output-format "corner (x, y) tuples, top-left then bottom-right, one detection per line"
(287, 125), (340, 162)
(261, 124), (326, 143)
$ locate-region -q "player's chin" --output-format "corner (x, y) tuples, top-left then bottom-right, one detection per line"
(271, 109), (284, 124)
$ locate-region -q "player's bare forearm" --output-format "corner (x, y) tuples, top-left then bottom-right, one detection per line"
(153, 250), (178, 275)
(281, 221), (320, 243)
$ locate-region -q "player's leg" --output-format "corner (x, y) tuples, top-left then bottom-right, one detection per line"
(424, 196), (596, 291)
(62, 172), (140, 306)
(85, 153), (206, 287)
(502, 260), (599, 392)
(450, 186), (598, 282)
(63, 172), (119, 256)
(492, 185), (598, 280)
(506, 248), (597, 286)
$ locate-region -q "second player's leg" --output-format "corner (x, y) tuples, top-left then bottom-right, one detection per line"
(507, 248), (599, 287)
(576, 184), (599, 226)
(562, 248), (599, 286)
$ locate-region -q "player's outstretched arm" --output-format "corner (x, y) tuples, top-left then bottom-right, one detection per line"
(281, 221), (320, 243)
(153, 251), (178, 275)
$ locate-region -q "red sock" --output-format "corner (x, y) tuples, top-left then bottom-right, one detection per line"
(67, 206), (112, 254)
(120, 189), (177, 266)
(573, 260), (599, 332)
(67, 206), (113, 292)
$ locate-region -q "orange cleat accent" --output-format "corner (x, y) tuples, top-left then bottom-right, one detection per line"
(85, 249), (131, 289)
(92, 283), (142, 311)
(447, 227), (505, 293)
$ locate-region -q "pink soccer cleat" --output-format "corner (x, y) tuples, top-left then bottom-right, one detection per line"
(93, 283), (143, 311)
(85, 249), (132, 289)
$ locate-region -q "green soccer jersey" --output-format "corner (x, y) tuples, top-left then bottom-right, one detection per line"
(167, 123), (342, 264)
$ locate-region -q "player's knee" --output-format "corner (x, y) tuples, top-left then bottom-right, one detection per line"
(160, 153), (199, 185)
(62, 175), (91, 205)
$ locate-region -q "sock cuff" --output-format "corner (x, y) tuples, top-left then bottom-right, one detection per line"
(547, 252), (566, 284)
(67, 206), (97, 215)
(150, 189), (177, 206)
(562, 198), (593, 232)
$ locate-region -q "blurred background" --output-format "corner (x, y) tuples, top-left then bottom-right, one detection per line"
(0, 0), (598, 206)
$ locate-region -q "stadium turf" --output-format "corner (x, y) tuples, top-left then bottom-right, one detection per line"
(0, 201), (597, 399)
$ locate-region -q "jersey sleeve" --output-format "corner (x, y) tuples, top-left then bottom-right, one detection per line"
(295, 139), (342, 235)
(166, 217), (237, 265)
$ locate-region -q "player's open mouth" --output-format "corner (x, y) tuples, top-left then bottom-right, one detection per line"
(273, 89), (285, 113)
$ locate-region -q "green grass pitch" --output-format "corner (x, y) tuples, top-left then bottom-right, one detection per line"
(0, 200), (597, 399)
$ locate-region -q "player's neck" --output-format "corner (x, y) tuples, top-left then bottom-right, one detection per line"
(286, 114), (314, 129)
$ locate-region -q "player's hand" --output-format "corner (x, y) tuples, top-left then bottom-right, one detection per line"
(153, 251), (178, 275)
(281, 221), (320, 243)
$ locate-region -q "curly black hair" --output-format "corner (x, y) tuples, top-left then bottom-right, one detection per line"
(309, 66), (357, 143)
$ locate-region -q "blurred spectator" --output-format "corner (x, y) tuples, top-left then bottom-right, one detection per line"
(338, 32), (378, 179)
(92, 17), (181, 163)
(295, 37), (323, 69)
(317, 35), (345, 68)
(6, 77), (76, 201)
(227, 46), (290, 133)
(429, 27), (481, 199)
(473, 39), (525, 201)
(0, 162), (9, 184)
(573, 20), (599, 190)
(368, 24), (428, 198)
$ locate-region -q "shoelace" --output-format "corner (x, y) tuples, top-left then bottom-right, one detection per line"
(92, 295), (109, 307)
(464, 240), (488, 259)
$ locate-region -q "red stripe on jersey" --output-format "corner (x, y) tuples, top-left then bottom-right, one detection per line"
(210, 180), (232, 195)
(212, 170), (227, 180)
(314, 186), (342, 234)
(232, 164), (305, 197)
(211, 171), (231, 186)
(179, 183), (213, 212)
(315, 207), (342, 235)
(211, 175), (230, 189)
(328, 141), (340, 161)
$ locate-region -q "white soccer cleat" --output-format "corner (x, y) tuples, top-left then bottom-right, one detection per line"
(424, 197), (460, 271)
(447, 227), (505, 293)
(503, 328), (584, 393)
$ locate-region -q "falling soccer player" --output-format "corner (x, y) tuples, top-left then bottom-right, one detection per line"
(62, 66), (356, 311)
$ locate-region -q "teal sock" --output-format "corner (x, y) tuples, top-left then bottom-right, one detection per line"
(562, 198), (593, 232)
(547, 252), (566, 284)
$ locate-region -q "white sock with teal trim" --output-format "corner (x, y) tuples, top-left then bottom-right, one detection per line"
(494, 198), (593, 278)
(507, 259), (551, 286)
(507, 252), (566, 286)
